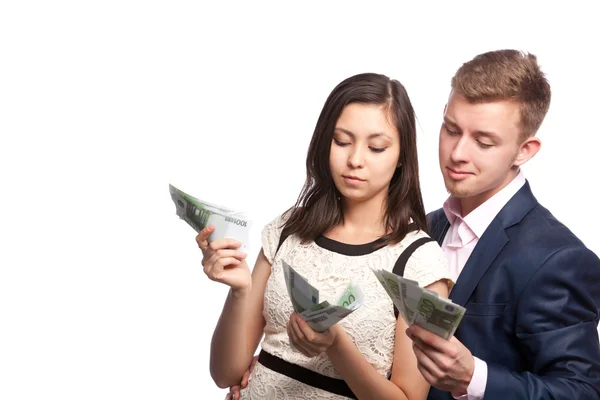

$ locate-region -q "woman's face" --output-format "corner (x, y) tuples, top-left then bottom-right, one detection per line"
(329, 103), (401, 205)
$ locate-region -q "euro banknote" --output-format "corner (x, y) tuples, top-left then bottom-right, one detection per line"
(372, 269), (465, 339)
(282, 261), (363, 333)
(169, 184), (251, 251)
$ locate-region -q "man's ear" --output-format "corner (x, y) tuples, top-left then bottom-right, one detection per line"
(513, 136), (542, 167)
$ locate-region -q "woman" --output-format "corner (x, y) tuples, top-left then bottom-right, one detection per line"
(197, 73), (453, 399)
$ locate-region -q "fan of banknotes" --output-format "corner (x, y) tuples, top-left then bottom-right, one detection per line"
(169, 184), (252, 251)
(282, 261), (363, 333)
(372, 269), (465, 339)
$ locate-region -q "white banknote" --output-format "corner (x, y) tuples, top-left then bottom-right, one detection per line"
(169, 184), (251, 251)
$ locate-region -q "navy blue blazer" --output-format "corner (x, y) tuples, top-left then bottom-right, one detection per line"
(426, 182), (600, 400)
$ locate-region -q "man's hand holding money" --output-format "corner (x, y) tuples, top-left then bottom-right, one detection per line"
(196, 225), (251, 293)
(406, 324), (474, 396)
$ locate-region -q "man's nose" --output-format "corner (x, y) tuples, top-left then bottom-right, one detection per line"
(450, 137), (469, 163)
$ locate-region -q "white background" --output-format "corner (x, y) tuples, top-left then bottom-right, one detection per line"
(1, 1), (599, 399)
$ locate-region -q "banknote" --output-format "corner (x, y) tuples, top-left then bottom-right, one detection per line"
(169, 184), (251, 251)
(412, 289), (465, 339)
(336, 283), (363, 311)
(283, 260), (319, 313)
(372, 269), (419, 322)
(301, 302), (354, 332)
(372, 268), (465, 339)
(282, 261), (362, 333)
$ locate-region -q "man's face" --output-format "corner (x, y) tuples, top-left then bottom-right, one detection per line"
(438, 93), (530, 214)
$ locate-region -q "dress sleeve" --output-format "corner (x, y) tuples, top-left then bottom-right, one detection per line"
(261, 213), (288, 265)
(403, 239), (454, 289)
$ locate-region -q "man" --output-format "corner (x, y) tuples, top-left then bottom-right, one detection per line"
(227, 50), (600, 399)
(407, 49), (600, 399)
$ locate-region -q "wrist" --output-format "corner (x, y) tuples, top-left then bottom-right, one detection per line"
(230, 284), (251, 298)
(326, 325), (345, 354)
(457, 356), (487, 399)
(460, 360), (474, 393)
(451, 355), (476, 397)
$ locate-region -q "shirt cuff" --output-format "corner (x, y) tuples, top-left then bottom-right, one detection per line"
(451, 357), (487, 400)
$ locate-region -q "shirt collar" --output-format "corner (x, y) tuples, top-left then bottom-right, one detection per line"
(442, 196), (462, 226)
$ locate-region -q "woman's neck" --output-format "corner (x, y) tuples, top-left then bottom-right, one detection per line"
(325, 195), (387, 244)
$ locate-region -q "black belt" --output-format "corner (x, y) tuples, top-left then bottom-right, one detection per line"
(257, 350), (357, 399)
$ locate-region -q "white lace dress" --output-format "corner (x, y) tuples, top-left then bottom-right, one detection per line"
(239, 215), (452, 399)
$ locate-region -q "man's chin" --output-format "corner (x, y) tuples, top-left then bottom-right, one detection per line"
(445, 181), (472, 198)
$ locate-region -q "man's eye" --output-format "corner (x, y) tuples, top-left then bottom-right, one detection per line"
(477, 141), (493, 149)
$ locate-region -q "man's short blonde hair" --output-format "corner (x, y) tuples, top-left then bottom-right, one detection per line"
(451, 49), (551, 140)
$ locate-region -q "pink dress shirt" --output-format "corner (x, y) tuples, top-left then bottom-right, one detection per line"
(441, 171), (526, 399)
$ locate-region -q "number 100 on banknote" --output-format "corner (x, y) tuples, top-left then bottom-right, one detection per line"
(169, 184), (252, 251)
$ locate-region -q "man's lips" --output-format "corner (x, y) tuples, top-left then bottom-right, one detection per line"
(447, 167), (473, 180)
(447, 167), (472, 175)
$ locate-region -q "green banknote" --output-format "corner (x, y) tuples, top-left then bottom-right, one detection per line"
(169, 184), (251, 251)
(413, 290), (465, 339)
(282, 261), (363, 333)
(372, 268), (465, 339)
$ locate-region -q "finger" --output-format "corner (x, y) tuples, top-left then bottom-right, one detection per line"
(412, 337), (447, 369)
(290, 315), (321, 355)
(289, 334), (312, 357)
(295, 314), (329, 350)
(202, 240), (245, 264)
(413, 343), (444, 380)
(241, 367), (250, 386)
(231, 386), (240, 400)
(407, 325), (449, 353)
(417, 342), (453, 373)
(409, 328), (452, 371)
(416, 358), (438, 386)
(204, 257), (242, 281)
(250, 355), (258, 371)
(195, 225), (215, 249)
(287, 319), (313, 357)
(205, 249), (248, 265)
(208, 238), (243, 252)
(410, 332), (438, 355)
(241, 356), (257, 388)
(224, 393), (231, 400)
(289, 314), (308, 341)
(295, 315), (319, 339)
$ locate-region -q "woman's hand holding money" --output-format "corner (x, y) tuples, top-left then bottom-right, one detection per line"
(196, 225), (250, 292)
(286, 312), (342, 357)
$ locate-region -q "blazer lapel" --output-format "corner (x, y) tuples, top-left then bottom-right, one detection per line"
(449, 219), (508, 306)
(448, 180), (538, 306)
(431, 212), (450, 246)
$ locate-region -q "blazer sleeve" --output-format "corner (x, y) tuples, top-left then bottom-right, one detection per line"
(484, 245), (600, 400)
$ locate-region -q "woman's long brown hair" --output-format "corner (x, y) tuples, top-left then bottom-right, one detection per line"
(283, 73), (426, 244)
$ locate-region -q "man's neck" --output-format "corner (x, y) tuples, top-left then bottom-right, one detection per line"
(459, 170), (520, 217)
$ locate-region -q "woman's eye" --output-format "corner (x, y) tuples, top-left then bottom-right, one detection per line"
(333, 138), (350, 146)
